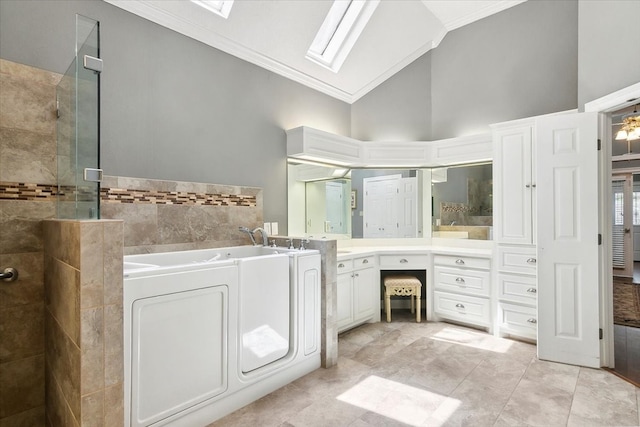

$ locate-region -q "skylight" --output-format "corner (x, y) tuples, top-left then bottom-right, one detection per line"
(190, 0), (234, 19)
(306, 0), (380, 73)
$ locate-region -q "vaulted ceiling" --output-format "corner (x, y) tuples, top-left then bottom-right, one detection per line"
(104, 0), (526, 103)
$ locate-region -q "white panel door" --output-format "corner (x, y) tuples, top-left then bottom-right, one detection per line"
(398, 177), (418, 238)
(326, 181), (346, 233)
(537, 112), (600, 368)
(363, 175), (400, 238)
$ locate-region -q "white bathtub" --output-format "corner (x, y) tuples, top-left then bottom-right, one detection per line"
(124, 246), (321, 426)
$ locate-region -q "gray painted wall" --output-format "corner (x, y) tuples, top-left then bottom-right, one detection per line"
(352, 0), (579, 141)
(431, 0), (578, 139)
(577, 0), (640, 108)
(0, 0), (351, 233)
(3, 0), (637, 233)
(351, 53), (432, 141)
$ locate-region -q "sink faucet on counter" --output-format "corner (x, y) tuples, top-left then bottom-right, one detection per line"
(238, 226), (269, 246)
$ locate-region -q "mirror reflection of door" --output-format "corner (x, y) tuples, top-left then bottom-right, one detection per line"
(325, 181), (348, 234)
(363, 174), (417, 238)
(304, 179), (351, 235)
(612, 174), (633, 278)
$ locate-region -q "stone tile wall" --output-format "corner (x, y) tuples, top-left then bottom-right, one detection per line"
(43, 219), (124, 426)
(100, 175), (264, 254)
(0, 58), (60, 426)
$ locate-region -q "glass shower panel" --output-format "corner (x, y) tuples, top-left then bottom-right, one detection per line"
(57, 15), (100, 219)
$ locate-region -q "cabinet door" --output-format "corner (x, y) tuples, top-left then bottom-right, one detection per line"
(494, 125), (534, 244)
(353, 267), (376, 321)
(336, 272), (353, 331)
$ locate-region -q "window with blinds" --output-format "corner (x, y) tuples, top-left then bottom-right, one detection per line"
(613, 181), (625, 268)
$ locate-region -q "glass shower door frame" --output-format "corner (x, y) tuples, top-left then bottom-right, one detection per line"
(56, 14), (101, 219)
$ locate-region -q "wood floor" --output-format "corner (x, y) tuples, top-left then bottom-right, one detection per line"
(614, 262), (640, 385)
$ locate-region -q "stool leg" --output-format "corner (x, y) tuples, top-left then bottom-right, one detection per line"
(410, 294), (415, 314)
(416, 289), (421, 323)
(385, 292), (391, 322)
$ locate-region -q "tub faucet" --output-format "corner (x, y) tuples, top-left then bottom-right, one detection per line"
(251, 227), (269, 246)
(238, 226), (257, 246)
(450, 221), (456, 226)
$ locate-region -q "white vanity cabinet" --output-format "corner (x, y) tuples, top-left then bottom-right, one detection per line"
(493, 122), (536, 245)
(337, 255), (376, 333)
(492, 119), (538, 341)
(433, 254), (492, 329)
(496, 245), (537, 340)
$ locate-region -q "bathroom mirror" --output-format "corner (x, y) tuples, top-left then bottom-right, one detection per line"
(287, 161), (492, 240)
(431, 162), (493, 240)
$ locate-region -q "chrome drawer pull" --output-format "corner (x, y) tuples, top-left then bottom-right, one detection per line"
(455, 277), (466, 284)
(526, 258), (537, 264)
(400, 259), (408, 264)
(526, 288), (537, 293)
(455, 303), (465, 309)
(527, 318), (537, 324)
(455, 259), (465, 265)
(362, 259), (369, 264)
(338, 263), (345, 268)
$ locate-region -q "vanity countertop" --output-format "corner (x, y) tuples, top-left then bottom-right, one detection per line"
(336, 244), (493, 261)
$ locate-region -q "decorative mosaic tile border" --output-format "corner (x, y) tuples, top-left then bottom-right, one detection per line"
(0, 182), (58, 201)
(440, 202), (470, 213)
(100, 187), (257, 206)
(0, 181), (257, 207)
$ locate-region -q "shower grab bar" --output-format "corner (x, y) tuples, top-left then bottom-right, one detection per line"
(1, 267), (18, 282)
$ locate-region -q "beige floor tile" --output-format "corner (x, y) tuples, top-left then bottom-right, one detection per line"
(212, 320), (639, 427)
(496, 377), (574, 426)
(567, 367), (639, 426)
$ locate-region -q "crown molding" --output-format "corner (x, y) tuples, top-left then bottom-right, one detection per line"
(584, 82), (640, 113)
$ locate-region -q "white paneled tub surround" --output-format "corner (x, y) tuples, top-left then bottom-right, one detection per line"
(124, 246), (321, 427)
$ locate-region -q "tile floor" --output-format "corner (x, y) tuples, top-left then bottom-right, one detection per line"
(212, 312), (640, 427)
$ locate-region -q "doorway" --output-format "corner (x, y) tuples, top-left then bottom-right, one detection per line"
(609, 103), (640, 385)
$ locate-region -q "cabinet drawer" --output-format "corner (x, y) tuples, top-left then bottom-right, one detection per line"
(499, 302), (537, 340)
(337, 259), (353, 273)
(498, 273), (537, 305)
(354, 256), (375, 269)
(434, 266), (490, 297)
(433, 254), (491, 270)
(496, 245), (537, 274)
(378, 254), (426, 269)
(434, 291), (491, 327)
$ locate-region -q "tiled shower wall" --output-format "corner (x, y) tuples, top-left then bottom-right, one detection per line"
(0, 58), (59, 426)
(43, 219), (124, 426)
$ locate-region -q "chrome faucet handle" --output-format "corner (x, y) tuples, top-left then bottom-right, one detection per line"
(270, 239), (277, 247)
(286, 238), (294, 249)
(299, 238), (310, 250)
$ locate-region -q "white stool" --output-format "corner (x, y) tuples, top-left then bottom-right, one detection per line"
(383, 275), (421, 323)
